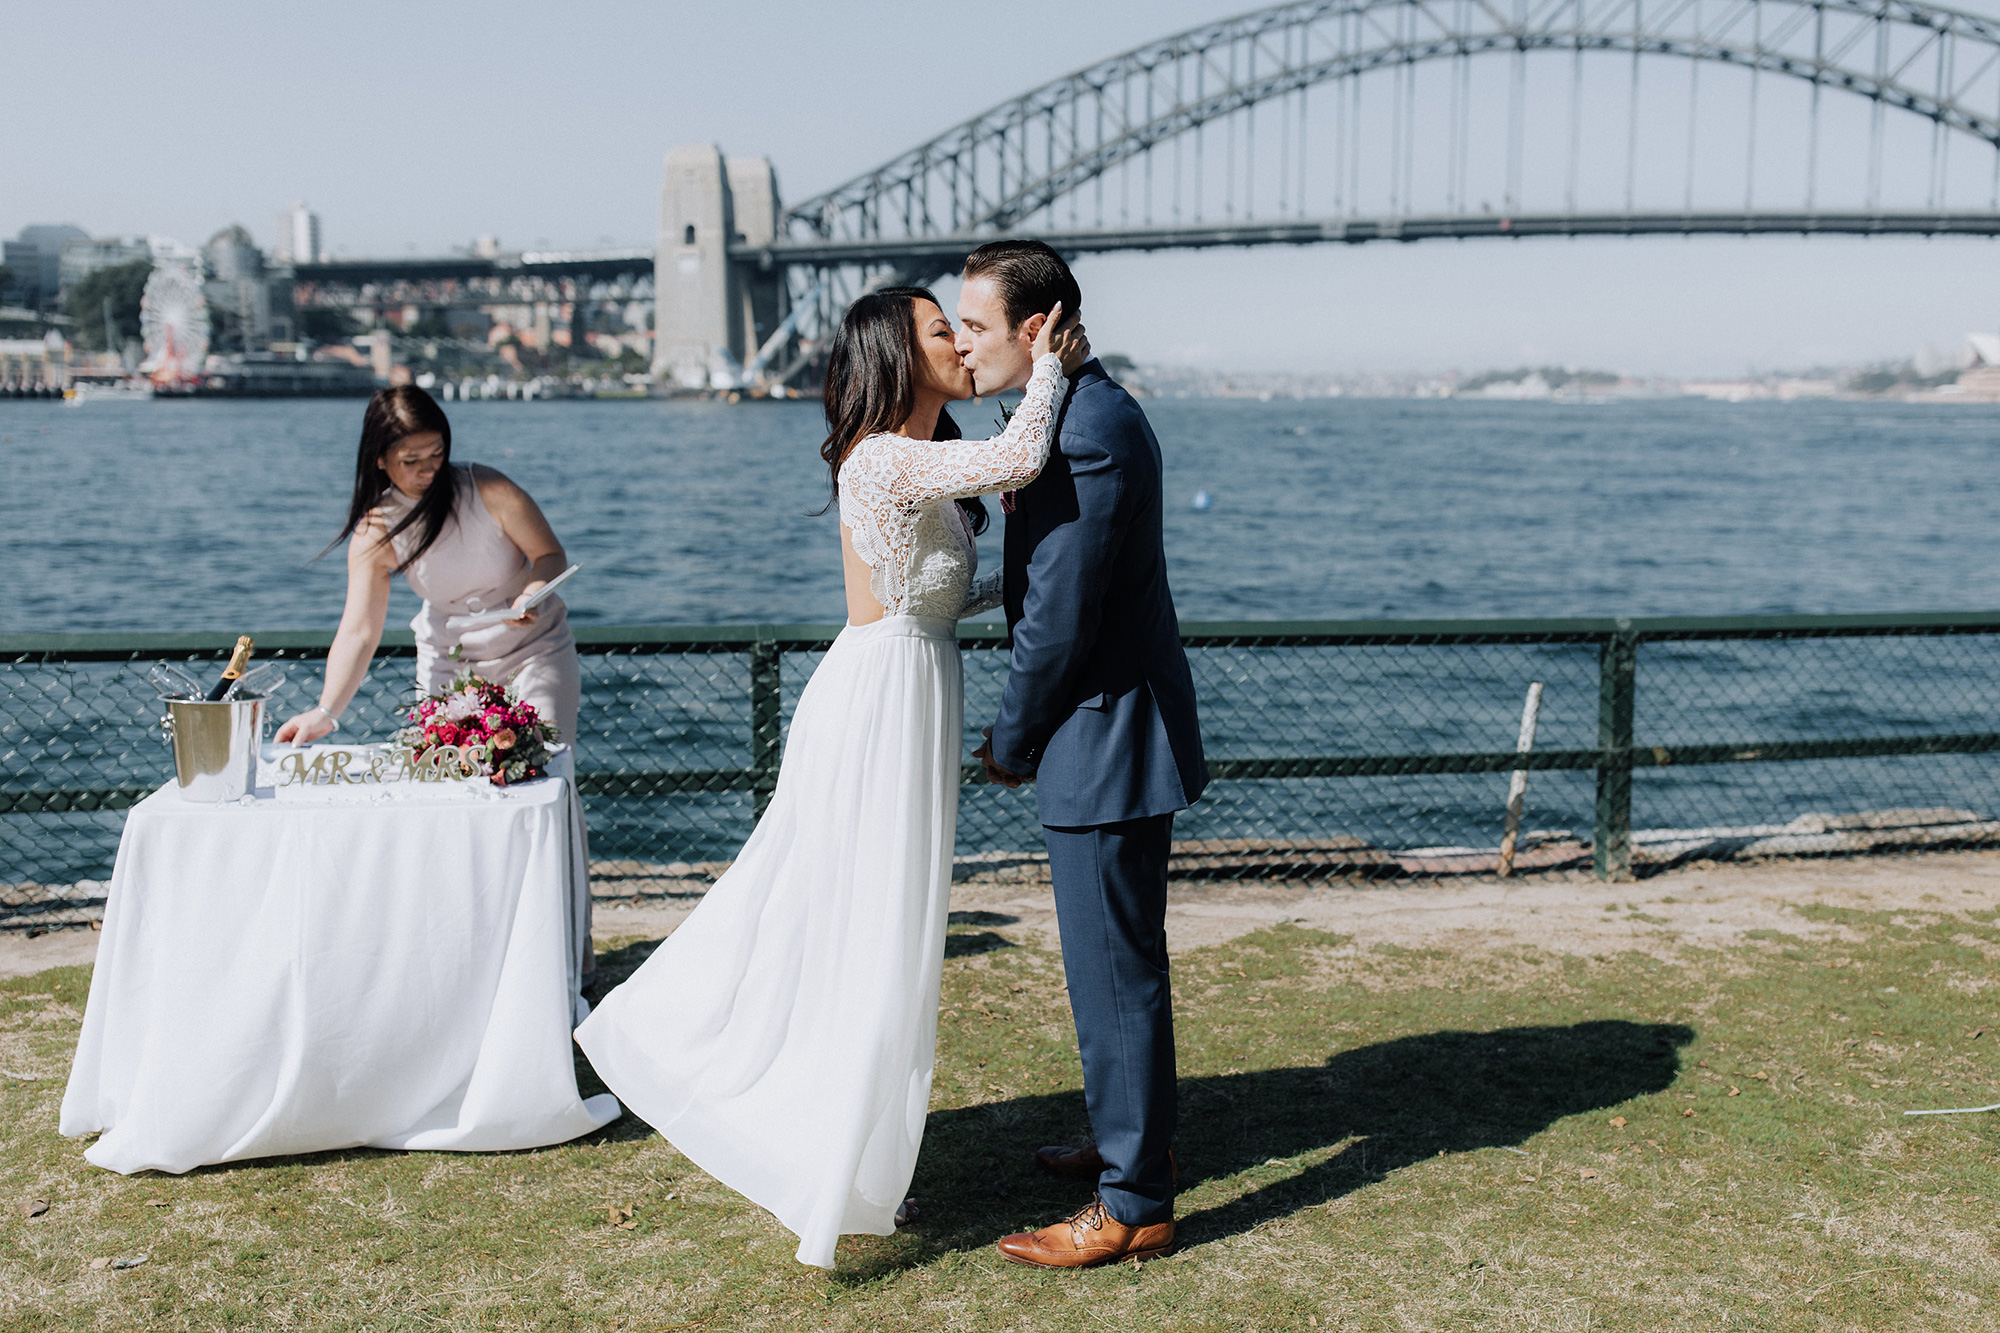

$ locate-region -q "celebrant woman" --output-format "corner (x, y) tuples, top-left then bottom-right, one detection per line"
(276, 385), (580, 747)
(274, 385), (591, 974)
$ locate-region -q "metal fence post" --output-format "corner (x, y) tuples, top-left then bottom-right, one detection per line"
(749, 639), (782, 819)
(1593, 626), (1638, 882)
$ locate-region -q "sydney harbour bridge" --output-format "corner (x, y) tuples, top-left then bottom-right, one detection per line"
(295, 0), (2000, 389)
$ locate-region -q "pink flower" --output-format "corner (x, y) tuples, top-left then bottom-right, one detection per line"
(491, 728), (517, 751)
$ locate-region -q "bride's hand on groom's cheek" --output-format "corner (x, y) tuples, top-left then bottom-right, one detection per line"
(1031, 303), (1091, 375)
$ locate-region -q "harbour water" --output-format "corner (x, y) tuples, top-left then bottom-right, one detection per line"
(4, 393), (1999, 634)
(5, 391), (2000, 882)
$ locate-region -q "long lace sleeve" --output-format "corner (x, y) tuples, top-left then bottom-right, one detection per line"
(959, 567), (1005, 618)
(878, 354), (1068, 507)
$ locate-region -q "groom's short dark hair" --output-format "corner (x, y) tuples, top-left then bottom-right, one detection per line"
(962, 240), (1081, 333)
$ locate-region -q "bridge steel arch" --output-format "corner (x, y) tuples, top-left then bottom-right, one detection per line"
(727, 0), (2000, 384)
(774, 0), (2000, 257)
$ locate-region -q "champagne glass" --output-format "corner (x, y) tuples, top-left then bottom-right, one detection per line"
(223, 662), (289, 702)
(148, 662), (206, 699)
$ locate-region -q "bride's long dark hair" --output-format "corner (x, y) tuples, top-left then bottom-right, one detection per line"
(818, 286), (988, 535)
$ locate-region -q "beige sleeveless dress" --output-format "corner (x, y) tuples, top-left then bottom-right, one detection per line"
(380, 464), (580, 742)
(381, 465), (591, 983)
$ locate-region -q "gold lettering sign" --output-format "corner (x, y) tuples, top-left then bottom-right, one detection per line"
(275, 745), (482, 787)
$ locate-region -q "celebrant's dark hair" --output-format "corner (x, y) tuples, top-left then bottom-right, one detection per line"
(818, 286), (987, 536)
(326, 386), (458, 570)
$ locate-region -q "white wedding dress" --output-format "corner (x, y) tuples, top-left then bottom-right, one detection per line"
(575, 354), (1069, 1268)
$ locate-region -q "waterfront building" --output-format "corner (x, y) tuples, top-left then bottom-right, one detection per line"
(273, 202), (322, 264)
(0, 331), (67, 393)
(203, 226), (270, 351)
(197, 353), (376, 396)
(2, 224), (88, 310)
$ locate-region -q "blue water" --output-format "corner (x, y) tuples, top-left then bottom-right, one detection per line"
(3, 394), (1997, 634)
(5, 393), (2000, 882)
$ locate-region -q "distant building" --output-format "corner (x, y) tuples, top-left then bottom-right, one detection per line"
(203, 225), (295, 350)
(2, 223), (89, 309)
(57, 236), (152, 300)
(273, 202), (322, 264)
(1963, 333), (2000, 368)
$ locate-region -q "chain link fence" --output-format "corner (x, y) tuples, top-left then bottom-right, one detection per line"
(6, 613), (2000, 924)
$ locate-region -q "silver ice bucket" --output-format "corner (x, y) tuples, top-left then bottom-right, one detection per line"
(162, 696), (266, 802)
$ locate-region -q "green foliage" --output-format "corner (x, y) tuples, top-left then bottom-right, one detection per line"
(402, 311), (452, 340)
(62, 259), (151, 352)
(298, 307), (360, 342)
(1849, 366), (1959, 395)
(1460, 365), (1622, 392)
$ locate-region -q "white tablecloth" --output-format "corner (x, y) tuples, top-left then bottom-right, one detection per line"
(60, 751), (620, 1174)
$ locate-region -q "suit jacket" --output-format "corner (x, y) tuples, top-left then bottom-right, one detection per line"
(990, 359), (1208, 827)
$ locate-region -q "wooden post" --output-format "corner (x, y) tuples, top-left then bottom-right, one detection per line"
(1497, 681), (1545, 878)
(1593, 630), (1638, 882)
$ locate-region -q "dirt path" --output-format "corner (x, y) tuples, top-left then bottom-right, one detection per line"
(13, 850), (2000, 981)
(601, 848), (2000, 962)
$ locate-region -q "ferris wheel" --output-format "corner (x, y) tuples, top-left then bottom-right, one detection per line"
(139, 260), (210, 386)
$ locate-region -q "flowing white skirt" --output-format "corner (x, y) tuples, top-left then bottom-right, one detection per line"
(574, 614), (962, 1268)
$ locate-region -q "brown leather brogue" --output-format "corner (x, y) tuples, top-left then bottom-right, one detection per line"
(1034, 1145), (1179, 1185)
(996, 1195), (1176, 1269)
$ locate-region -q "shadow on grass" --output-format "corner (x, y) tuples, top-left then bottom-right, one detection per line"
(846, 1019), (1693, 1278)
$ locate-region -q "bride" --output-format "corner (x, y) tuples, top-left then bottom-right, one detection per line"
(575, 285), (1089, 1268)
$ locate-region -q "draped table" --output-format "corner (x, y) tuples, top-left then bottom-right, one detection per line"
(61, 748), (620, 1175)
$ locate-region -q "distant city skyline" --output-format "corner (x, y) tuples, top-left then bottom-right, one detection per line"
(7, 0), (2000, 377)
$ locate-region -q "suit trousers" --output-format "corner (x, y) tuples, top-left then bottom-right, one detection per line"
(1043, 812), (1177, 1226)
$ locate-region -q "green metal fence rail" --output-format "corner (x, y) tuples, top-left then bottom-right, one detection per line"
(7, 611), (2000, 922)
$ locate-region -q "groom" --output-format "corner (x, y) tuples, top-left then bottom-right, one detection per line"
(960, 240), (1208, 1268)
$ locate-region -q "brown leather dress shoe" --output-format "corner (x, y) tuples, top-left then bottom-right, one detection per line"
(1034, 1145), (1179, 1185)
(997, 1195), (1176, 1269)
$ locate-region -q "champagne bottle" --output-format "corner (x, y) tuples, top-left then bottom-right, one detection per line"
(206, 636), (255, 701)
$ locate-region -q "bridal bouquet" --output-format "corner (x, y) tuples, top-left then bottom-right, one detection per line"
(395, 672), (560, 786)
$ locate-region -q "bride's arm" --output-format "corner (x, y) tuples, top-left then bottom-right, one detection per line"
(958, 568), (1005, 618)
(880, 355), (1069, 508)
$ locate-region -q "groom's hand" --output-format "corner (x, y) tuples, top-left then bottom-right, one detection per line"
(974, 726), (1027, 788)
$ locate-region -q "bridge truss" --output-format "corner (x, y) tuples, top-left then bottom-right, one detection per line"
(750, 0), (2000, 379)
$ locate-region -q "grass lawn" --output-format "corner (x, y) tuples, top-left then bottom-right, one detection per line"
(3, 892), (1999, 1330)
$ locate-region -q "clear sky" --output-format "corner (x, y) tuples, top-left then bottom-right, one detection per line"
(7, 0), (1998, 377)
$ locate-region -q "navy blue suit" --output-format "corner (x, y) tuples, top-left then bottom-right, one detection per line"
(991, 358), (1206, 1227)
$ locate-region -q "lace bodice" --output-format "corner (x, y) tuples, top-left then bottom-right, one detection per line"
(838, 354), (1068, 619)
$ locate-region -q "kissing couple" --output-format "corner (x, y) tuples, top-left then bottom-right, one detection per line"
(577, 240), (1209, 1270)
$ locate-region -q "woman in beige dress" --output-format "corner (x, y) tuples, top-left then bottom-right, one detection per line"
(277, 385), (578, 744)
(276, 385), (589, 973)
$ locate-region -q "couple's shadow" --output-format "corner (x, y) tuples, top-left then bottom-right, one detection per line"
(878, 1018), (1693, 1276)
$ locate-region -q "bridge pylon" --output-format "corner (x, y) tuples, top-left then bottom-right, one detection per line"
(653, 145), (786, 389)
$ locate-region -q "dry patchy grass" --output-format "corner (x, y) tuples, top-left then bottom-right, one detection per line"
(3, 900), (2000, 1330)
